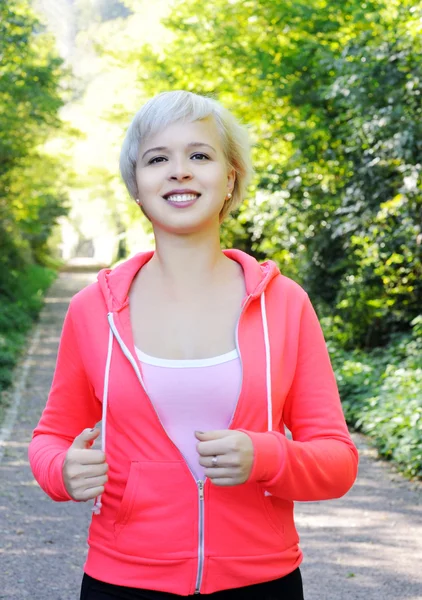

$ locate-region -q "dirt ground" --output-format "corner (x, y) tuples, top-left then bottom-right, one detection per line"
(0, 272), (421, 600)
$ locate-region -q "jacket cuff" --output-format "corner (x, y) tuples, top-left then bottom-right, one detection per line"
(50, 451), (74, 502)
(240, 430), (284, 484)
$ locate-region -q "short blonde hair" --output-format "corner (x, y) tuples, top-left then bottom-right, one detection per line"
(119, 90), (254, 221)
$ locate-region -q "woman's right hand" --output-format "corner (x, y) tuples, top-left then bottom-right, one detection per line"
(63, 428), (109, 501)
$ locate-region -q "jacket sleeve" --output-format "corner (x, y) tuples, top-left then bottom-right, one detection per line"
(245, 293), (359, 501)
(28, 302), (102, 502)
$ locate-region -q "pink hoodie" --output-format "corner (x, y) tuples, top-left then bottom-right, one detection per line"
(29, 250), (358, 595)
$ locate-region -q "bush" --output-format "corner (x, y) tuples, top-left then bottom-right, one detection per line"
(329, 317), (422, 478)
(0, 265), (56, 412)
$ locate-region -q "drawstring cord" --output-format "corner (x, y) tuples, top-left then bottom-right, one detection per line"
(260, 292), (273, 497)
(92, 324), (113, 515)
(260, 292), (273, 433)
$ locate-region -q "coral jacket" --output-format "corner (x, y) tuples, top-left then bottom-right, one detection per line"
(29, 250), (358, 595)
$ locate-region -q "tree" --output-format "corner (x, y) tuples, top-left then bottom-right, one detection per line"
(0, 0), (69, 292)
(94, 0), (421, 347)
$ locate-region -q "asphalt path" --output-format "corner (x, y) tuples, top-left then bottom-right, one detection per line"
(0, 272), (421, 600)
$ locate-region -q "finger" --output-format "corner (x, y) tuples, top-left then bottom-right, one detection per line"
(210, 478), (243, 487)
(70, 474), (108, 493)
(78, 485), (105, 501)
(195, 430), (233, 442)
(71, 428), (100, 450)
(75, 462), (109, 477)
(198, 455), (233, 469)
(83, 474), (108, 487)
(196, 439), (232, 457)
(75, 449), (107, 465)
(65, 462), (107, 483)
(204, 467), (239, 480)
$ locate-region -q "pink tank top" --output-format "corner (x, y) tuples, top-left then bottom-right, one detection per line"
(135, 347), (242, 481)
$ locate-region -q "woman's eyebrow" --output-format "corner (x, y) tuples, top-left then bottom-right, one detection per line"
(141, 142), (216, 160)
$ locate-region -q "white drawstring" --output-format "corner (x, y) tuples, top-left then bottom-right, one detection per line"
(261, 292), (273, 497)
(260, 292), (273, 432)
(92, 324), (114, 515)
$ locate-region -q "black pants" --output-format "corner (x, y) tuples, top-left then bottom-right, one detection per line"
(80, 569), (304, 599)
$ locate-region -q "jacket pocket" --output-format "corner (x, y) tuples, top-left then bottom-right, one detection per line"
(114, 461), (142, 534)
(113, 460), (197, 558)
(256, 486), (286, 540)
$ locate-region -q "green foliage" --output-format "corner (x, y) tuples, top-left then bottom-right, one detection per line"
(0, 1), (63, 170)
(221, 190), (306, 282)
(0, 0), (70, 290)
(0, 265), (56, 400)
(117, 0), (421, 350)
(330, 317), (422, 478)
(0, 0), (69, 417)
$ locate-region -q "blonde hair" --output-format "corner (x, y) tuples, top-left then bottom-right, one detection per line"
(119, 90), (254, 221)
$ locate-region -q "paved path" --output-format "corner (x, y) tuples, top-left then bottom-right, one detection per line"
(0, 272), (421, 600)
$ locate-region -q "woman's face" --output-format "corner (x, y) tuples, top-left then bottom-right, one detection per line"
(135, 117), (235, 234)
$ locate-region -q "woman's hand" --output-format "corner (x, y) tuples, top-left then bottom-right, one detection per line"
(63, 428), (108, 501)
(195, 430), (254, 486)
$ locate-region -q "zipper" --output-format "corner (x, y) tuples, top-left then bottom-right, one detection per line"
(194, 296), (250, 593)
(107, 313), (208, 594)
(194, 480), (205, 594)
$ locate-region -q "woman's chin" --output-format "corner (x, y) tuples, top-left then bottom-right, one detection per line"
(149, 204), (221, 235)
(151, 210), (221, 236)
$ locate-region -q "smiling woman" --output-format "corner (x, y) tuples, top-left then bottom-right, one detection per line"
(119, 90), (253, 223)
(29, 90), (359, 600)
(131, 118), (236, 234)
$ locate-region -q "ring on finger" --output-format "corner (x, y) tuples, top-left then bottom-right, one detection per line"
(211, 455), (218, 467)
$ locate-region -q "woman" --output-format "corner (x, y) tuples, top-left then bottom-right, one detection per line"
(29, 90), (359, 599)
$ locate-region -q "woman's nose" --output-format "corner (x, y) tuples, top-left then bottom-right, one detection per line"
(169, 159), (193, 181)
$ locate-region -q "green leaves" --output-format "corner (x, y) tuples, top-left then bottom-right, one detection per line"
(0, 264), (56, 401)
(94, 0), (421, 350)
(331, 323), (422, 478)
(0, 0), (69, 290)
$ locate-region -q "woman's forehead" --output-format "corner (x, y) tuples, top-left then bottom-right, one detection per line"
(141, 117), (222, 149)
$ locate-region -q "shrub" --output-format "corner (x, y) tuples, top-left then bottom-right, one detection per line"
(329, 317), (422, 478)
(0, 265), (56, 403)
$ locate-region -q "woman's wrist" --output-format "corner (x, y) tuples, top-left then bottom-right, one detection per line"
(238, 430), (284, 484)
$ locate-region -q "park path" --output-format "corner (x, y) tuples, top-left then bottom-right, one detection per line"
(0, 271), (421, 600)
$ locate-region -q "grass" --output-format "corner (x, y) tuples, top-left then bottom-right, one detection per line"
(0, 264), (56, 422)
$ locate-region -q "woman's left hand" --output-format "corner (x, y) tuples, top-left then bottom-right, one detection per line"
(195, 430), (254, 486)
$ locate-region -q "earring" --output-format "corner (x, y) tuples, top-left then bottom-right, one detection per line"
(226, 192), (232, 200)
(135, 198), (140, 205)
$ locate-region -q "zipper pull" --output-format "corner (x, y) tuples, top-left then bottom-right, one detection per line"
(197, 480), (204, 500)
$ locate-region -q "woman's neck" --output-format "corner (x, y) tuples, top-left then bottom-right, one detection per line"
(145, 229), (233, 294)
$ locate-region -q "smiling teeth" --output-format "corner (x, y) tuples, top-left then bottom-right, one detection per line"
(166, 194), (198, 202)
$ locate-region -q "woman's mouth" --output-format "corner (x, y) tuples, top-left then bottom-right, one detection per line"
(164, 193), (200, 208)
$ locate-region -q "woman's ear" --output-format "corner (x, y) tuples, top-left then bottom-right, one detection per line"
(227, 167), (236, 194)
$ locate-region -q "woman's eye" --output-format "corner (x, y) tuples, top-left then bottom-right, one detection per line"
(148, 153), (209, 165)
